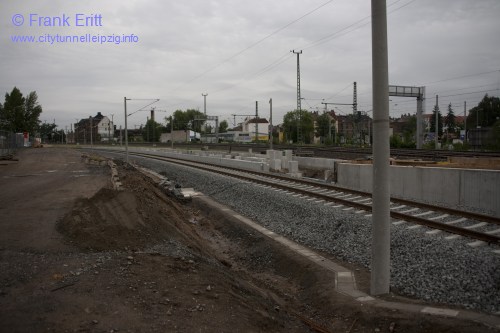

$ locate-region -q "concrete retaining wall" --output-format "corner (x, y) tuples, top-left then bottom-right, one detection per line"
(337, 163), (500, 217)
(131, 148), (270, 173)
(294, 156), (340, 170)
(101, 146), (499, 217)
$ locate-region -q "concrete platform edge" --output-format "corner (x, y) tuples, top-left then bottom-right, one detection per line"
(192, 194), (500, 331)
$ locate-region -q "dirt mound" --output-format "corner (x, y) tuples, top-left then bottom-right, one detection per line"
(2, 150), (493, 332)
(57, 167), (202, 252)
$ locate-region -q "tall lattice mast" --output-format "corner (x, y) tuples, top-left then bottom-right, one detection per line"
(291, 50), (303, 143)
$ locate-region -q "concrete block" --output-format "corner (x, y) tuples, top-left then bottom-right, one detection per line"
(288, 161), (299, 173)
(244, 157), (266, 163)
(267, 150), (282, 160)
(295, 156), (339, 170)
(270, 159), (281, 171)
(281, 150), (293, 169)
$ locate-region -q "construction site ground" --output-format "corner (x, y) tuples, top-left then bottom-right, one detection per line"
(0, 147), (496, 333)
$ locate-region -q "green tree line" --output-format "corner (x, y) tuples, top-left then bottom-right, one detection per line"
(0, 87), (43, 135)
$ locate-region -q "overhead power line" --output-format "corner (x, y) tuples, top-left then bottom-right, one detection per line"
(303, 0), (417, 50)
(169, 0), (338, 93)
(418, 69), (500, 86)
(210, 51), (293, 95)
(210, 0), (419, 105)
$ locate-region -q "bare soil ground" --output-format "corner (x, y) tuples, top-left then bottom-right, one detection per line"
(0, 148), (495, 332)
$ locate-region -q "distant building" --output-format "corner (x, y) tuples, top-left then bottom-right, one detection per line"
(74, 112), (114, 144)
(160, 130), (200, 143)
(242, 117), (269, 141)
(390, 114), (413, 141)
(311, 110), (338, 144)
(337, 112), (371, 144)
(200, 117), (270, 143)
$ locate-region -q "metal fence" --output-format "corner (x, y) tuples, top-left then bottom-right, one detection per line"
(0, 131), (24, 158)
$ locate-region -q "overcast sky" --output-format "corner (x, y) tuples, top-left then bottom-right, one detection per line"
(2, 0), (499, 130)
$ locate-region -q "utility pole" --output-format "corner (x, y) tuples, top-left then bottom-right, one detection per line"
(215, 116), (219, 143)
(435, 95), (439, 149)
(464, 101), (467, 143)
(269, 98), (273, 150)
(110, 114), (114, 144)
(123, 97), (128, 164)
(353, 82), (358, 113)
(150, 108), (155, 144)
(291, 50), (303, 143)
(255, 101), (259, 142)
(89, 116), (93, 149)
(370, 0), (390, 296)
(122, 98), (159, 162)
(75, 118), (79, 145)
(202, 93), (208, 115)
(416, 88), (425, 149)
(353, 82), (359, 144)
(171, 115), (174, 149)
(202, 93), (208, 135)
(201, 94), (208, 116)
(124, 97), (129, 163)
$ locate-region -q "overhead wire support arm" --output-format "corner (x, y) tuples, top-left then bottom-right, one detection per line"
(123, 98), (160, 164)
(231, 113), (257, 127)
(127, 99), (160, 117)
(322, 102), (355, 106)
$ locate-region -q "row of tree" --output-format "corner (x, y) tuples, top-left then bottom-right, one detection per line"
(0, 87), (43, 134)
(429, 95), (500, 135)
(427, 95), (500, 148)
(1, 85), (498, 149)
(139, 109), (230, 142)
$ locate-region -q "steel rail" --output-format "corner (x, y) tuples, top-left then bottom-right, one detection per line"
(126, 150), (500, 227)
(122, 151), (500, 245)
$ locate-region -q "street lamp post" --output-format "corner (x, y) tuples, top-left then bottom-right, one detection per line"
(124, 97), (159, 164)
(110, 114), (114, 144)
(75, 118), (79, 145)
(269, 98), (273, 150)
(124, 97), (130, 163)
(171, 115), (174, 149)
(89, 116), (93, 149)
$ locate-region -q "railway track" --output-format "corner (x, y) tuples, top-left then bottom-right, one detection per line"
(101, 149), (500, 249)
(168, 143), (500, 161)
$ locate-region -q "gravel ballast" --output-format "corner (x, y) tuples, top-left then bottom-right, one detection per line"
(131, 155), (500, 314)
